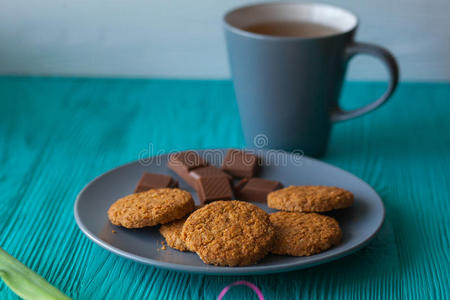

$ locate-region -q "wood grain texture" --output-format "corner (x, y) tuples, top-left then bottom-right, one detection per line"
(0, 77), (449, 299)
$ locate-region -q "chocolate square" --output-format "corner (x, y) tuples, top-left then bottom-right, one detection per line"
(134, 172), (178, 193)
(222, 149), (259, 178)
(168, 151), (208, 172)
(168, 151), (208, 186)
(196, 176), (233, 205)
(190, 166), (232, 181)
(235, 177), (282, 203)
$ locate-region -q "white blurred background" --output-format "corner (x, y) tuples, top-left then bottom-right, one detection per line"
(1, 0), (449, 81)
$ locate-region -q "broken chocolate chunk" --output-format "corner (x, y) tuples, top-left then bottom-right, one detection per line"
(190, 166), (232, 181)
(222, 149), (260, 178)
(235, 177), (282, 203)
(134, 172), (178, 193)
(168, 151), (208, 172)
(196, 176), (233, 205)
(168, 151), (208, 186)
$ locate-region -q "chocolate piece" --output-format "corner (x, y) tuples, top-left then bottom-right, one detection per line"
(134, 172), (178, 193)
(190, 166), (232, 181)
(168, 151), (208, 186)
(222, 149), (259, 178)
(233, 177), (249, 191)
(188, 166), (232, 189)
(168, 151), (208, 172)
(235, 178), (282, 203)
(196, 176), (233, 205)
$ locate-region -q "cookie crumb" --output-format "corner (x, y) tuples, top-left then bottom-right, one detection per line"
(112, 230), (117, 234)
(160, 241), (167, 250)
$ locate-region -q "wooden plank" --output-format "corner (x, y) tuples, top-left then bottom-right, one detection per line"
(0, 77), (448, 299)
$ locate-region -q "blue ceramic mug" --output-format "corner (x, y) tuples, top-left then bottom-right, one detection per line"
(224, 2), (399, 157)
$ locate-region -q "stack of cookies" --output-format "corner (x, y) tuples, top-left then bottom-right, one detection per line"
(107, 149), (354, 267)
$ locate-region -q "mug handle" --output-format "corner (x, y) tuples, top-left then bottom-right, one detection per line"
(331, 42), (399, 122)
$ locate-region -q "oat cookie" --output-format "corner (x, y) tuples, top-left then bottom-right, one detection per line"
(159, 206), (200, 251)
(159, 217), (190, 251)
(181, 201), (274, 266)
(267, 185), (353, 212)
(108, 188), (194, 228)
(270, 212), (342, 256)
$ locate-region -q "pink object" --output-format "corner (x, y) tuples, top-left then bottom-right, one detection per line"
(217, 280), (264, 300)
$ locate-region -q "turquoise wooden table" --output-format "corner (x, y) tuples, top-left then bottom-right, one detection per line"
(0, 77), (449, 299)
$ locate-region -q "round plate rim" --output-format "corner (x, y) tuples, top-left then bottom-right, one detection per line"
(74, 149), (385, 275)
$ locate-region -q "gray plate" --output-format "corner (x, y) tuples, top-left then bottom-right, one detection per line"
(74, 149), (384, 275)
